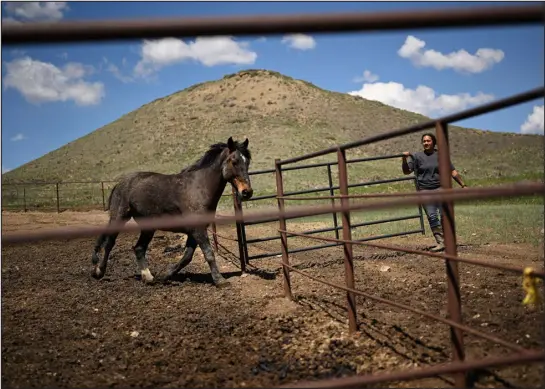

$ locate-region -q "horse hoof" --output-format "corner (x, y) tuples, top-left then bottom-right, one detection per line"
(141, 269), (155, 284)
(92, 267), (104, 280)
(215, 279), (230, 288)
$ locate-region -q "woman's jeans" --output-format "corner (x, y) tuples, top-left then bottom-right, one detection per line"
(420, 188), (442, 230)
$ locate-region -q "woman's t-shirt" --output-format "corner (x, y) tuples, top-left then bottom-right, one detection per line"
(407, 150), (455, 190)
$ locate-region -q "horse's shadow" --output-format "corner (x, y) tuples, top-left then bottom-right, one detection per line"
(137, 238), (280, 286)
(166, 270), (243, 284)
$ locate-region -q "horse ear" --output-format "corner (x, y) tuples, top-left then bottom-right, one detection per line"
(227, 137), (235, 151)
(242, 138), (249, 148)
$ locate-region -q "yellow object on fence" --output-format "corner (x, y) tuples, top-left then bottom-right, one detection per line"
(522, 267), (542, 308)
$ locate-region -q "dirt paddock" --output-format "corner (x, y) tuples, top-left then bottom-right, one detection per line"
(2, 211), (544, 388)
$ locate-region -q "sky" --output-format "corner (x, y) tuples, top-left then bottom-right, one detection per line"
(1, 1), (544, 174)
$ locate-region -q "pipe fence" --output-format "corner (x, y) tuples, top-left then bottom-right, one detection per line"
(230, 153), (426, 270)
(2, 3), (544, 388)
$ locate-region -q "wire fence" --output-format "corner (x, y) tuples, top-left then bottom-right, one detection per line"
(2, 3), (544, 388)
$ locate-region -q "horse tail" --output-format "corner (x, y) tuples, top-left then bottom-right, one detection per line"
(106, 183), (119, 211)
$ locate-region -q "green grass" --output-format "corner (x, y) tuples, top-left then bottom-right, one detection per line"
(241, 202), (544, 249)
(3, 175), (542, 249)
(3, 172), (542, 213)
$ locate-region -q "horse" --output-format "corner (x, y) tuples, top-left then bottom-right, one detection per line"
(91, 136), (253, 288)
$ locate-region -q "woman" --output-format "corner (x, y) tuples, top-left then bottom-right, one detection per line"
(401, 133), (467, 252)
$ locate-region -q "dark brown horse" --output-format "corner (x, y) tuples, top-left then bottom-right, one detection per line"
(91, 137), (253, 287)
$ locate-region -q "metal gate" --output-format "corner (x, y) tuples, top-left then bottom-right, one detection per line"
(233, 152), (426, 266)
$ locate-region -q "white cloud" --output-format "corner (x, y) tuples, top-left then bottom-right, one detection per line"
(348, 80), (495, 117)
(10, 133), (26, 142)
(134, 36), (257, 77)
(398, 35), (504, 74)
(520, 105), (544, 135)
(281, 34), (316, 50)
(3, 1), (68, 22)
(2, 167), (12, 174)
(3, 56), (105, 106)
(353, 70), (379, 83)
(103, 57), (134, 83)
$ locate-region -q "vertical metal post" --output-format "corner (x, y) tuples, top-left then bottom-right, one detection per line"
(413, 177), (426, 235)
(337, 148), (358, 333)
(101, 181), (106, 211)
(327, 164), (340, 239)
(232, 187), (247, 273)
(436, 121), (466, 388)
(23, 187), (27, 212)
(240, 210), (250, 265)
(56, 183), (60, 213)
(275, 158), (293, 300)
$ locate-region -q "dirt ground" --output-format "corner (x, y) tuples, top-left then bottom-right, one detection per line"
(2, 210), (544, 388)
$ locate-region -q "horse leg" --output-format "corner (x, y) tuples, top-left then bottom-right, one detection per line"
(92, 233), (107, 266)
(193, 229), (229, 288)
(92, 210), (131, 280)
(93, 229), (124, 280)
(163, 234), (198, 280)
(133, 229), (156, 283)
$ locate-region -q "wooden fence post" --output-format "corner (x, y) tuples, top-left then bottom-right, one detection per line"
(56, 183), (60, 213)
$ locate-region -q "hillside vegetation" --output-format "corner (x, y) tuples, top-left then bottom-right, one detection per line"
(3, 69), (543, 204)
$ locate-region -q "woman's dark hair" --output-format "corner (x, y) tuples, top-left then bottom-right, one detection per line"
(421, 133), (437, 148)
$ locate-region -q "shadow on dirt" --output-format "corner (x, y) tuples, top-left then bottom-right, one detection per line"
(296, 294), (520, 388)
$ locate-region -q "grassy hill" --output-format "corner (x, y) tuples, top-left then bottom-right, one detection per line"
(2, 69), (543, 210)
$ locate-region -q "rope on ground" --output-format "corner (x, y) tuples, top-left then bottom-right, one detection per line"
(207, 228), (238, 242)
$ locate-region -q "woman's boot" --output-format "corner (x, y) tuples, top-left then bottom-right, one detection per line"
(430, 226), (445, 252)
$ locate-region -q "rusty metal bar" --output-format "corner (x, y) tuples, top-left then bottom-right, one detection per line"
(436, 121), (466, 387)
(278, 350), (545, 388)
(245, 214), (422, 245)
(282, 262), (531, 353)
(275, 159), (292, 300)
(251, 176), (416, 202)
(232, 186), (247, 273)
(337, 148), (358, 333)
(289, 261), (534, 353)
(413, 177), (427, 235)
(326, 164), (340, 240)
(249, 229), (424, 261)
(279, 229), (545, 278)
(279, 87), (543, 166)
(3, 5), (542, 46)
(3, 182), (544, 246)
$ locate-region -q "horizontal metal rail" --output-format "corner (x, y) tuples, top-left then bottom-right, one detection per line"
(278, 350), (545, 388)
(249, 176), (415, 202)
(3, 182), (543, 246)
(2, 5), (542, 46)
(282, 262), (531, 353)
(279, 229), (545, 278)
(278, 87), (544, 166)
(249, 153), (406, 178)
(245, 214), (422, 244)
(248, 229), (423, 260)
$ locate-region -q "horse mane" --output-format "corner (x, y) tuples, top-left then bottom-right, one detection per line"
(181, 140), (251, 173)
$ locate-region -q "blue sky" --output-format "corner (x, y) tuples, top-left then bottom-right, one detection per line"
(2, 1), (544, 174)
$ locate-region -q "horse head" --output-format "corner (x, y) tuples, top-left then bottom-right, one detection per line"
(222, 136), (253, 201)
